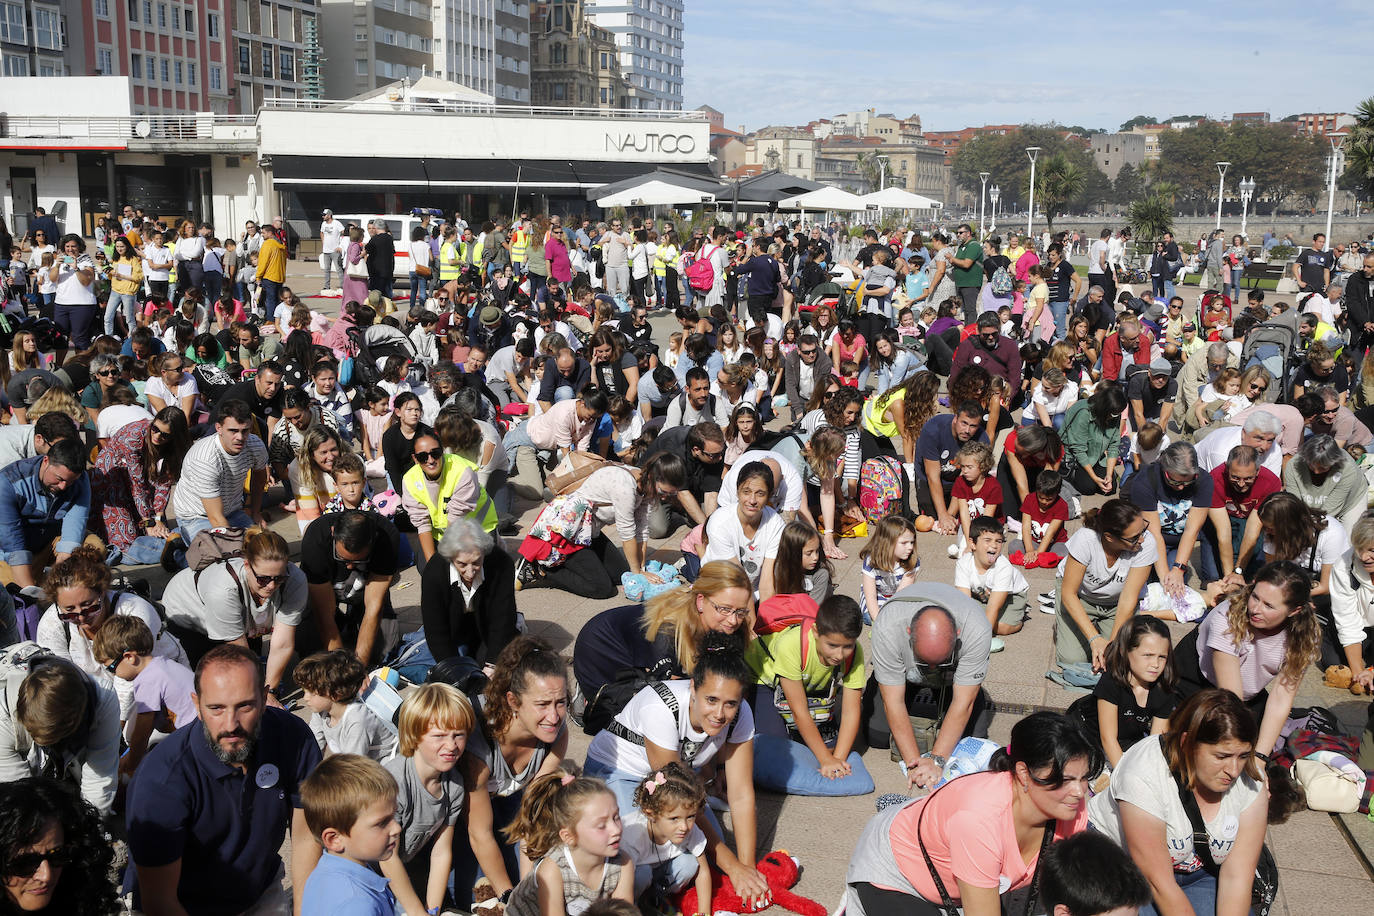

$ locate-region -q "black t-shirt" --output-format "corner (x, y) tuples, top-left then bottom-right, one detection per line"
(1293, 361), (1349, 394)
(60, 361), (91, 395)
(856, 242), (893, 269)
(365, 232), (396, 278)
(916, 414), (990, 487)
(381, 422), (434, 496)
(643, 425), (722, 500)
(590, 352), (636, 399)
(1075, 296), (1115, 335)
(1127, 464), (1214, 548)
(1087, 674), (1176, 751)
(5, 369), (61, 410)
(1125, 373), (1178, 424)
(300, 511), (400, 586)
(571, 603), (683, 700)
(1297, 247), (1334, 291)
(983, 254), (1011, 282)
(1046, 261), (1076, 301)
(221, 379), (284, 432)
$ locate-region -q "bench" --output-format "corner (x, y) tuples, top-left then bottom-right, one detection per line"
(1240, 261), (1288, 289)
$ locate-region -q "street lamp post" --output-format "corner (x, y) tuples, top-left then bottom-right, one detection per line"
(978, 171), (990, 237)
(1238, 177), (1256, 239)
(1025, 147), (1041, 239)
(989, 185), (1000, 233)
(877, 154), (889, 227)
(1324, 135), (1345, 243)
(1214, 161), (1230, 230)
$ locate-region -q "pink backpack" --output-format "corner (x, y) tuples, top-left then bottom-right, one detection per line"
(685, 246), (716, 291)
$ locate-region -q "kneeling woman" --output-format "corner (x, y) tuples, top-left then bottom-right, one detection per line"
(582, 633), (771, 907)
(1088, 690), (1277, 916)
(845, 711), (1100, 916)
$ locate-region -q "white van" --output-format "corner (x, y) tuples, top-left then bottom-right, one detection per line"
(332, 213), (439, 281)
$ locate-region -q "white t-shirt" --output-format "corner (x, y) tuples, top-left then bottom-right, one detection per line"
(309, 700), (397, 762)
(717, 449), (803, 513)
(486, 345), (521, 386)
(1303, 293), (1340, 326)
(145, 373), (199, 408)
(584, 679), (755, 777)
(1263, 518), (1349, 576)
(1193, 424), (1281, 475)
(955, 553), (1028, 599)
(1020, 379), (1079, 423)
(28, 246), (55, 293)
(700, 505), (784, 594)
(143, 244), (172, 281)
(1061, 527), (1158, 607)
(409, 240), (432, 270)
(1088, 735), (1263, 870)
(1127, 432), (1171, 466)
(1088, 239), (1110, 274)
(320, 218), (345, 254)
(619, 808), (706, 867)
(174, 235), (206, 264)
(96, 404), (154, 439)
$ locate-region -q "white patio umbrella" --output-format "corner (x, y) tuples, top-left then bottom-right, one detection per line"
(596, 179), (716, 208)
(859, 187), (943, 210)
(778, 186), (871, 212)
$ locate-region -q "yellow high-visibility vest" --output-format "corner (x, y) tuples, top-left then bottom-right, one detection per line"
(402, 454), (498, 537)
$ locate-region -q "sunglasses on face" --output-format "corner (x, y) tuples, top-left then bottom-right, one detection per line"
(8, 846), (74, 877)
(414, 447), (444, 463)
(247, 564), (288, 587)
(57, 597), (103, 622)
(97, 369), (119, 378)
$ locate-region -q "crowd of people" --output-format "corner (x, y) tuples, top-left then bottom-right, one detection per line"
(0, 203), (1368, 916)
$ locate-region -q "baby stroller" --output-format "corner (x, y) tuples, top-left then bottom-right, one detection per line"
(1239, 318), (1298, 403)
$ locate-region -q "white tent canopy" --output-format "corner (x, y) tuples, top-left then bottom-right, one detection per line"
(778, 186), (872, 212)
(859, 187), (943, 210)
(596, 179), (716, 208)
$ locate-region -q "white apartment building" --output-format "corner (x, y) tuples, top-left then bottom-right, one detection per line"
(585, 0), (681, 110)
(431, 0), (529, 103)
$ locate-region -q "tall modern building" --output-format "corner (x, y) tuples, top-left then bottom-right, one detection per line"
(431, 0), (530, 103)
(228, 0), (318, 112)
(585, 0), (682, 110)
(530, 0), (637, 109)
(318, 0), (434, 98)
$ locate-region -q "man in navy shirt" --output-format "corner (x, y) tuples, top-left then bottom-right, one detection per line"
(1127, 441), (1223, 593)
(915, 402), (988, 535)
(733, 236), (781, 328)
(127, 644), (321, 916)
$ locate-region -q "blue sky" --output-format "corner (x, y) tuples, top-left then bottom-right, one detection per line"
(682, 0), (1370, 133)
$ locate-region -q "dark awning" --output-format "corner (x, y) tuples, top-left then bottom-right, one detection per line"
(270, 156), (717, 191)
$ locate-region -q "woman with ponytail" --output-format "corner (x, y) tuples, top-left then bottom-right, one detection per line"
(845, 711), (1101, 916)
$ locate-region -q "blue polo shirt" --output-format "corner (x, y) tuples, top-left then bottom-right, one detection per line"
(126, 706), (322, 915)
(302, 852), (398, 916)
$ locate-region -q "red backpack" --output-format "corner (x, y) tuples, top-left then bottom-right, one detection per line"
(754, 594), (857, 674)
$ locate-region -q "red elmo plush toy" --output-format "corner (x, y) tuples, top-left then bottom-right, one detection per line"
(676, 850), (826, 916)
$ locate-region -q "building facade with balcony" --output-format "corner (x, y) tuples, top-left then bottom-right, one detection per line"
(229, 0), (316, 113)
(530, 0), (635, 108)
(584, 0), (681, 110)
(431, 0), (530, 103)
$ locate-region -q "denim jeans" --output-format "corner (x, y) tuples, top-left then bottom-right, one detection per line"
(408, 272), (428, 311)
(260, 278), (281, 317)
(114, 534), (174, 566)
(106, 291), (138, 335)
(1140, 866), (1219, 916)
(634, 854), (701, 898)
(1050, 299), (1071, 340)
(501, 422), (534, 466)
(177, 510), (253, 547)
(203, 270), (223, 305)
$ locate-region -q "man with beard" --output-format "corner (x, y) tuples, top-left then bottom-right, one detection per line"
(127, 645), (322, 915)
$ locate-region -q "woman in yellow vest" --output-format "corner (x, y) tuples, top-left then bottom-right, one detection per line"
(401, 431), (499, 568)
(438, 225), (464, 296)
(654, 229), (681, 311)
(510, 218), (529, 272)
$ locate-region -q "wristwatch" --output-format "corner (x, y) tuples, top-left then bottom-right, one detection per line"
(921, 751), (947, 768)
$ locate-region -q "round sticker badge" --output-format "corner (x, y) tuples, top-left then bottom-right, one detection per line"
(255, 763), (280, 789)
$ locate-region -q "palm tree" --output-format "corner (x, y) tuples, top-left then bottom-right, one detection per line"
(1032, 153), (1085, 233)
(1343, 96), (1374, 202)
(855, 151), (884, 193)
(1128, 194), (1173, 243)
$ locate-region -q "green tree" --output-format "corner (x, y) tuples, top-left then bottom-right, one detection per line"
(1034, 154), (1086, 232)
(854, 151), (884, 191)
(1113, 163), (1145, 204)
(951, 125), (1100, 212)
(1339, 96), (1374, 202)
(1119, 115), (1157, 132)
(1222, 122), (1325, 215)
(1155, 121), (1229, 214)
(1129, 194), (1173, 241)
(1074, 165), (1114, 213)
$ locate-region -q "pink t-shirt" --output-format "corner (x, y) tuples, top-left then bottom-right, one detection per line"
(888, 771), (1087, 900)
(1197, 602), (1290, 700)
(131, 655), (199, 732)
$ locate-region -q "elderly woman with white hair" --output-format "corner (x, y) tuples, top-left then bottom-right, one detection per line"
(419, 516), (519, 665)
(1282, 433), (1369, 533)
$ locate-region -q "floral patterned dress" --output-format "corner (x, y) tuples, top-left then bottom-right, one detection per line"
(91, 419), (170, 550)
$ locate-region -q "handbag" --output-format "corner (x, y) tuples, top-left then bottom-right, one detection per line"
(1291, 755), (1363, 812)
(415, 264), (432, 278)
(1171, 770), (1278, 915)
(345, 256), (368, 280)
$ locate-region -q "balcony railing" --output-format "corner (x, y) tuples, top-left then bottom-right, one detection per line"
(0, 114), (257, 142)
(258, 97), (706, 121)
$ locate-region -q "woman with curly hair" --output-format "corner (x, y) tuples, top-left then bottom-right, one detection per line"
(861, 369), (939, 467)
(1174, 560), (1322, 762)
(454, 636), (570, 908)
(949, 361), (1004, 439)
(0, 777), (119, 914)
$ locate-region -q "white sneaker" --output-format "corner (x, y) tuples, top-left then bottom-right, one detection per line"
(947, 542), (962, 559)
(1039, 592), (1058, 614)
(990, 636), (1006, 653)
(1068, 496), (1082, 519)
